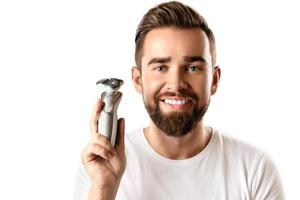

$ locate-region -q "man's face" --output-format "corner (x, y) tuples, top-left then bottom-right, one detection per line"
(132, 26), (220, 137)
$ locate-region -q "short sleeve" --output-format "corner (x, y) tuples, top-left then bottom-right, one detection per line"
(250, 153), (285, 200)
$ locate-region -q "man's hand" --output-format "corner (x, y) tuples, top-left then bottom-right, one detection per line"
(81, 98), (126, 199)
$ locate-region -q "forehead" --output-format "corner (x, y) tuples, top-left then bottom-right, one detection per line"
(141, 26), (211, 65)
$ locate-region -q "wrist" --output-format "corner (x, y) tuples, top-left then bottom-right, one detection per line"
(88, 183), (119, 200)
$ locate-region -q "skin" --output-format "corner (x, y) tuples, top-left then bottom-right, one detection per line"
(81, 100), (126, 200)
(82, 26), (221, 199)
(132, 26), (221, 159)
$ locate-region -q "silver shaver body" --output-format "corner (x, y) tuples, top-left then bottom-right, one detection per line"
(97, 78), (123, 147)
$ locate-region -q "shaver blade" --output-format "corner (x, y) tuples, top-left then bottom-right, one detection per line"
(96, 78), (124, 91)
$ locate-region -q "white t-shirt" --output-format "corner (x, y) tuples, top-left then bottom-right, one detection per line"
(74, 127), (284, 200)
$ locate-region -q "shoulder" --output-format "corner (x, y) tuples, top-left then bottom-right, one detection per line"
(214, 128), (284, 197)
(212, 128), (279, 173)
(213, 128), (266, 158)
(213, 128), (284, 196)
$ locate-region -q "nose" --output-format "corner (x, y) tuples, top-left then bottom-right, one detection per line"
(166, 68), (188, 91)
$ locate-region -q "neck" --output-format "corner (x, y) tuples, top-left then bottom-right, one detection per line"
(143, 121), (212, 160)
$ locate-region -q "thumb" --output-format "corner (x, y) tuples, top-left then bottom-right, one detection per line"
(115, 118), (125, 151)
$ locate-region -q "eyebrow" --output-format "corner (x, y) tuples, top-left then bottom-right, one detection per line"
(147, 56), (207, 66)
(147, 57), (171, 66)
(183, 56), (207, 64)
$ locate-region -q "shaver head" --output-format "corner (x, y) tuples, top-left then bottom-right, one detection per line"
(96, 78), (124, 93)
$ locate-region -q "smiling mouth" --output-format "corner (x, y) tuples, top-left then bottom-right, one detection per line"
(159, 96), (193, 107)
(162, 99), (191, 105)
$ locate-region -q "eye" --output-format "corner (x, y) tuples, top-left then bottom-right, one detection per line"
(154, 65), (167, 72)
(186, 66), (201, 72)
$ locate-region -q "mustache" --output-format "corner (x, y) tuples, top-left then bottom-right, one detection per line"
(155, 89), (199, 102)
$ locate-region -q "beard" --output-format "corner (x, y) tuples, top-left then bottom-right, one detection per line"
(144, 89), (210, 137)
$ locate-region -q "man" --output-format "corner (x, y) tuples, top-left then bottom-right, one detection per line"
(75, 1), (284, 199)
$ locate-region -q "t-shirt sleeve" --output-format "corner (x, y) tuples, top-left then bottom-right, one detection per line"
(250, 153), (285, 200)
(73, 163), (91, 200)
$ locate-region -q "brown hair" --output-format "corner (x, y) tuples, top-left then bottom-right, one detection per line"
(135, 1), (216, 68)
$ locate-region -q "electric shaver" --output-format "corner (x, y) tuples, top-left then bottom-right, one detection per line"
(96, 78), (123, 147)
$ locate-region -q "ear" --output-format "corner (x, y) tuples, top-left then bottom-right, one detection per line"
(131, 66), (143, 95)
(210, 66), (221, 95)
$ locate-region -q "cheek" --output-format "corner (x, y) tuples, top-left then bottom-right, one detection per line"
(141, 72), (163, 102)
(191, 76), (212, 100)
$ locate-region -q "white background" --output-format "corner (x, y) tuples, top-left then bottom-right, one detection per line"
(0, 0), (299, 199)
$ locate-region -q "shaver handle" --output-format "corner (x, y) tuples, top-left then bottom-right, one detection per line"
(98, 92), (122, 147)
(98, 111), (118, 146)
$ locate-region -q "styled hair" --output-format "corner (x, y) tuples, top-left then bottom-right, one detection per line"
(135, 1), (216, 68)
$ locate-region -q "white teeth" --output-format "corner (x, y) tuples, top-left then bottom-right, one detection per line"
(164, 99), (189, 105)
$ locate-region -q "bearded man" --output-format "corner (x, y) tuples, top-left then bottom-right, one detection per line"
(76, 1), (284, 200)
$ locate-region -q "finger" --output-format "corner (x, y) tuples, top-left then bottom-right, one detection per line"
(83, 143), (113, 162)
(89, 98), (104, 135)
(92, 134), (116, 155)
(115, 118), (125, 151)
